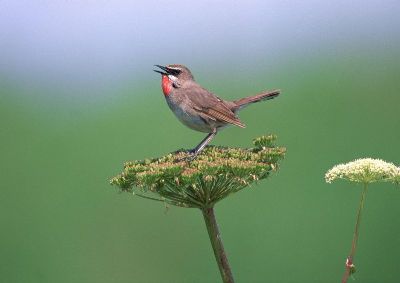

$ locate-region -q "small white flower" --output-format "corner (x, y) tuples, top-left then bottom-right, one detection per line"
(325, 158), (400, 184)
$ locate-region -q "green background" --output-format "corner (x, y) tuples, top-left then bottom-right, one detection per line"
(1, 3), (400, 283)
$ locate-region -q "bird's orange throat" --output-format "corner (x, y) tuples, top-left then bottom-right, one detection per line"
(161, 75), (172, 96)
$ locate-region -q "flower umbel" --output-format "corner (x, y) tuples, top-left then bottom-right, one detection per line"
(325, 157), (399, 283)
(325, 158), (400, 184)
(110, 134), (285, 209)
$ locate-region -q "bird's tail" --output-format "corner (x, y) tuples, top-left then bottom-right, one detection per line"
(232, 89), (280, 111)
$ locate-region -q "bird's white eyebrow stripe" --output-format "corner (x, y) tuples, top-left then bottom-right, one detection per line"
(167, 66), (181, 71)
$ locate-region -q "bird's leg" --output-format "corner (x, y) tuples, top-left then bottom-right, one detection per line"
(186, 130), (217, 161)
(193, 131), (217, 154)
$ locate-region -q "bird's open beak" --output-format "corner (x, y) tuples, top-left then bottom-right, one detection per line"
(153, 65), (169, 75)
(154, 65), (181, 76)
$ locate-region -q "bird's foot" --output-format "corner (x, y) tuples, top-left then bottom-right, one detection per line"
(186, 153), (198, 162)
(175, 149), (198, 163)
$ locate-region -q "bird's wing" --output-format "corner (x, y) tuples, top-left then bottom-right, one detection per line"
(203, 107), (245, 128)
(187, 84), (245, 128)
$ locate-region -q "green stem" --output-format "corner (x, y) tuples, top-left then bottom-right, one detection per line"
(202, 207), (235, 283)
(134, 193), (165, 202)
(342, 183), (368, 283)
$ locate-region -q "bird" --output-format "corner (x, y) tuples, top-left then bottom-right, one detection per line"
(154, 64), (280, 160)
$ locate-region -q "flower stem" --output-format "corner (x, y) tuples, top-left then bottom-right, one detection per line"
(202, 207), (235, 283)
(342, 183), (368, 283)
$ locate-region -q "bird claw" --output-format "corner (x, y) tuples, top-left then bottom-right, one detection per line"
(186, 153), (198, 162)
(175, 149), (198, 163)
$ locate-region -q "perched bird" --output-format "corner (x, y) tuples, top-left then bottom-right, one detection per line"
(154, 64), (280, 160)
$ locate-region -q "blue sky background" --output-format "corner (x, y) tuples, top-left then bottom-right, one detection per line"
(1, 1), (399, 96)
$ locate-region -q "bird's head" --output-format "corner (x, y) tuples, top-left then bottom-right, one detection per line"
(154, 64), (194, 96)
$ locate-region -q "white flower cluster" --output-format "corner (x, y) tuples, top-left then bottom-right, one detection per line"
(325, 158), (400, 184)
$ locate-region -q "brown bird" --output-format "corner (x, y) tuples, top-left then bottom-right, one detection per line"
(154, 64), (280, 160)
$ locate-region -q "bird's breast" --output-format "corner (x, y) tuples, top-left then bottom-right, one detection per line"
(165, 95), (212, 133)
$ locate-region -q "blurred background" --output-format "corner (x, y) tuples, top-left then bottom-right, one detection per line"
(1, 1), (399, 282)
